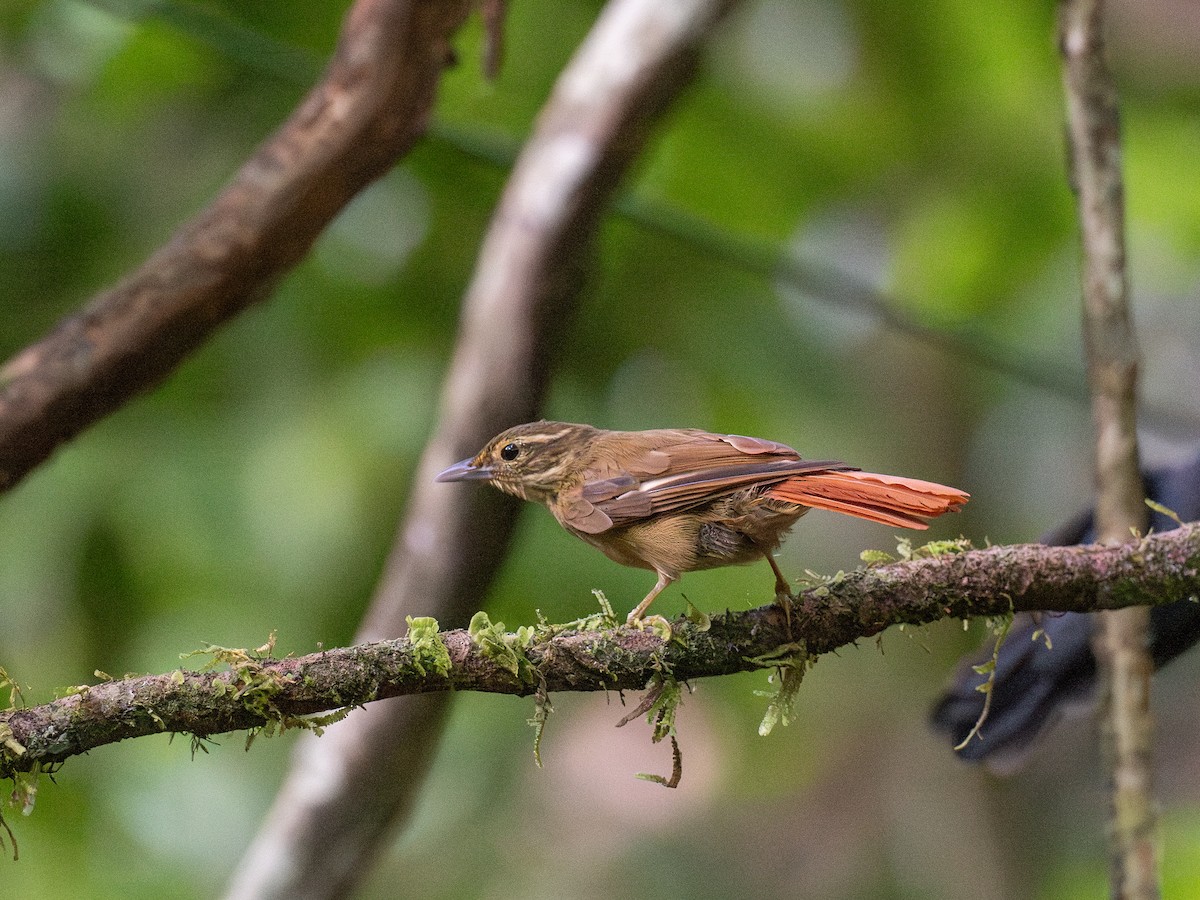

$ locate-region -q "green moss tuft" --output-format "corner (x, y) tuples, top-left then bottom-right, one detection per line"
(181, 633), (346, 742)
(753, 643), (812, 736)
(468, 612), (536, 683)
(404, 616), (452, 677)
(953, 610), (1015, 752)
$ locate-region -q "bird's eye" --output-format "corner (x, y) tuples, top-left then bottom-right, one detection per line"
(500, 442), (520, 461)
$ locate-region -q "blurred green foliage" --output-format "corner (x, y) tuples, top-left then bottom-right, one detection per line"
(3, 0), (1200, 897)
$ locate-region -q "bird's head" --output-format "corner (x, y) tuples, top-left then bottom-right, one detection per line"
(436, 421), (600, 504)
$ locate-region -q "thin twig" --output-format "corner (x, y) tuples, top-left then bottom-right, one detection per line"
(481, 0), (509, 79)
(425, 126), (1198, 437)
(75, 3), (1195, 439)
(1059, 1), (1158, 896)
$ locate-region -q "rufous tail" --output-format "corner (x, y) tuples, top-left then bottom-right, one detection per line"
(767, 471), (969, 529)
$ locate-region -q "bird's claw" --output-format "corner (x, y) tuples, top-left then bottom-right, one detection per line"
(626, 613), (672, 640)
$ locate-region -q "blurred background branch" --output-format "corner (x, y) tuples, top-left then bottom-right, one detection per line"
(1059, 0), (1158, 895)
(0, 0), (471, 491)
(223, 2), (741, 898)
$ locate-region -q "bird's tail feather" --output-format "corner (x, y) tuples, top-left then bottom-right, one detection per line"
(767, 471), (969, 529)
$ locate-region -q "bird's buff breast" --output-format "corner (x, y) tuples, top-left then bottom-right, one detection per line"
(566, 517), (690, 574)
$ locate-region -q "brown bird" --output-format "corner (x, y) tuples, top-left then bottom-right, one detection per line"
(437, 422), (969, 624)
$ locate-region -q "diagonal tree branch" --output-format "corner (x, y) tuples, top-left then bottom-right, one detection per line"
(224, 2), (743, 898)
(0, 0), (471, 492)
(3, 524), (1199, 779)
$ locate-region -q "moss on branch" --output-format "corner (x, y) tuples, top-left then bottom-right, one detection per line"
(2, 524), (1198, 779)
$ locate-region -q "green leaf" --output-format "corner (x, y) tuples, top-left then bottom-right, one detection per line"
(860, 549), (895, 566)
(1146, 498), (1184, 527)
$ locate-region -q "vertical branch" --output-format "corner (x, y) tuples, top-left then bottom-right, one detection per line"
(1059, 2), (1158, 897)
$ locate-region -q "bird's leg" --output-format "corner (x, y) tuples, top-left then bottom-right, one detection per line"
(626, 571), (675, 625)
(763, 551), (795, 633)
(764, 552), (793, 599)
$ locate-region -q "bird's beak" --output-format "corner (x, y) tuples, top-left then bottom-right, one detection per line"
(435, 458), (494, 483)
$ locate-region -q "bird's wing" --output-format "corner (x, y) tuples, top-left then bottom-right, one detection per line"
(558, 430), (849, 534)
(599, 459), (850, 524)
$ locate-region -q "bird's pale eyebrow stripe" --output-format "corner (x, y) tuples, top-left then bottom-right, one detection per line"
(520, 428), (574, 445)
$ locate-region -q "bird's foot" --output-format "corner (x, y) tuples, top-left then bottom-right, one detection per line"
(626, 612), (672, 639)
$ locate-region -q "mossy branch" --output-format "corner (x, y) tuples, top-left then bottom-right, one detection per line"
(3, 523), (1199, 778)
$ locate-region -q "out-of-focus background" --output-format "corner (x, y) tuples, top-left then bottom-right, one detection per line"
(3, 0), (1200, 897)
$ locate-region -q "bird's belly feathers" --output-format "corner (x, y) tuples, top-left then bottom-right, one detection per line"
(567, 492), (809, 577)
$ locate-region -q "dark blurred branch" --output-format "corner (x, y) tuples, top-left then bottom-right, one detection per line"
(86, 0), (323, 84)
(0, 0), (472, 492)
(223, 2), (741, 898)
(4, 523), (1199, 777)
(481, 0), (510, 79)
(431, 126), (1200, 437)
(1059, 1), (1157, 897)
(617, 197), (1090, 403)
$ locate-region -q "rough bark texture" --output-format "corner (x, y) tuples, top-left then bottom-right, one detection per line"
(4, 523), (1198, 778)
(0, 0), (471, 492)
